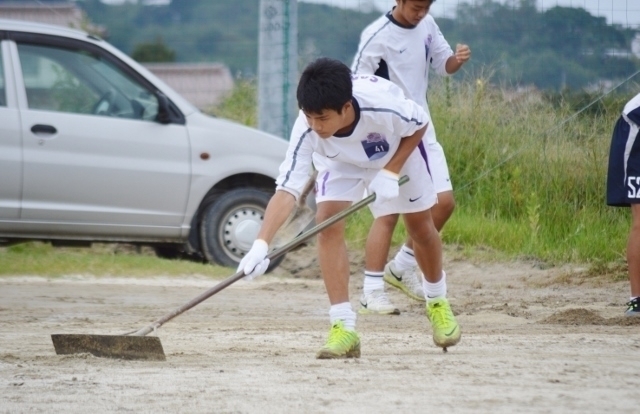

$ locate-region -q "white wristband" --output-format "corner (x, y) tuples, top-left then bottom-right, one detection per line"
(253, 239), (269, 251)
(380, 169), (399, 180)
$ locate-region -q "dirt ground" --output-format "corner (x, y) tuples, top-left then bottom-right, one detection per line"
(1, 243), (639, 413)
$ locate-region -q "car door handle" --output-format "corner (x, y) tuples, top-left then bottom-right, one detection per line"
(31, 124), (57, 134)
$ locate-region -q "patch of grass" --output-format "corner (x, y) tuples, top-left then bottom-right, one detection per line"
(583, 258), (628, 282)
(0, 242), (233, 278)
(204, 79), (257, 126)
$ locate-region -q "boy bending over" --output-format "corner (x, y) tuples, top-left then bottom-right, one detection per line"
(238, 57), (460, 358)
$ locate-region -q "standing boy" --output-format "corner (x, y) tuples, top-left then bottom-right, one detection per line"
(606, 92), (640, 317)
(350, 0), (471, 312)
(238, 57), (461, 358)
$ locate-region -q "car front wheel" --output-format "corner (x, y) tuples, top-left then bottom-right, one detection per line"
(199, 188), (285, 273)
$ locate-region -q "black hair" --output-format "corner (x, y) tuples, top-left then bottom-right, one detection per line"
(297, 57), (352, 114)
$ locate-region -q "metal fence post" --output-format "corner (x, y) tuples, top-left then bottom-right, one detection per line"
(258, 0), (298, 140)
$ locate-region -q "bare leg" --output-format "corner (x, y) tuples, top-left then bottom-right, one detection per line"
(365, 214), (399, 272)
(629, 204), (640, 297)
(406, 207), (460, 350)
(316, 200), (353, 305)
(405, 190), (454, 250)
(402, 209), (442, 283)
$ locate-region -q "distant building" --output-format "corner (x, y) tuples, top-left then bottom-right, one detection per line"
(0, 2), (105, 36)
(144, 63), (234, 110)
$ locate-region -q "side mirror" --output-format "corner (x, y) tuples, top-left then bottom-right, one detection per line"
(156, 92), (172, 124)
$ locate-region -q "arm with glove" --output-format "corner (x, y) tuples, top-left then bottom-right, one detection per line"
(239, 113), (316, 280)
(368, 123), (428, 203)
(238, 190), (296, 280)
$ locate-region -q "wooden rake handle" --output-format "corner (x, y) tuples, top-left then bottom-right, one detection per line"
(298, 169), (318, 205)
(132, 175), (409, 336)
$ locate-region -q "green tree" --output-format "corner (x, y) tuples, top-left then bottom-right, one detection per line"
(448, 0), (638, 89)
(131, 37), (176, 63)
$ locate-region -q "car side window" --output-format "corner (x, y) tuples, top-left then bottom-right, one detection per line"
(0, 48), (5, 107)
(17, 42), (159, 121)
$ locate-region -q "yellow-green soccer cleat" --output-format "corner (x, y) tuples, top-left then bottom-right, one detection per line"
(383, 261), (426, 302)
(426, 297), (461, 351)
(316, 321), (361, 359)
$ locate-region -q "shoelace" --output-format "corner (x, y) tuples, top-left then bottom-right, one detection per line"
(404, 269), (423, 292)
(429, 302), (453, 329)
(368, 291), (393, 305)
(326, 325), (354, 348)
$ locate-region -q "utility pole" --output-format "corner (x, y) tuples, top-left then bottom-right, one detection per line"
(258, 0), (298, 140)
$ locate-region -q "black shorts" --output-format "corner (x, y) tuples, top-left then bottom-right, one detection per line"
(607, 115), (640, 207)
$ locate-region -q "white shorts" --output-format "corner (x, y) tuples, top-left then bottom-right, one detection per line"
(424, 123), (453, 194)
(313, 147), (437, 219)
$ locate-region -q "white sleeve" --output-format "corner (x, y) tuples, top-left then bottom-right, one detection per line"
(275, 113), (315, 200)
(428, 18), (454, 76)
(351, 32), (385, 75)
(385, 81), (430, 137)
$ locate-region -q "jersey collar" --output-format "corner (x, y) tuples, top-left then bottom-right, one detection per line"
(334, 98), (360, 138)
(386, 8), (417, 29)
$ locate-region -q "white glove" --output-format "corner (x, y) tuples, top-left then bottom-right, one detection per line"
(368, 169), (400, 203)
(237, 239), (270, 280)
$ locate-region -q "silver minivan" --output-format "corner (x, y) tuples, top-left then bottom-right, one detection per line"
(0, 19), (289, 270)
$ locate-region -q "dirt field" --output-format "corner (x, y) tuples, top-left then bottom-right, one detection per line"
(1, 244), (639, 413)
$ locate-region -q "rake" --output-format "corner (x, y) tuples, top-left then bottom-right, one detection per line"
(51, 176), (408, 360)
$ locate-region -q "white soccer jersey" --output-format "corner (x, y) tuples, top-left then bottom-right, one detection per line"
(351, 12), (453, 109)
(276, 74), (429, 197)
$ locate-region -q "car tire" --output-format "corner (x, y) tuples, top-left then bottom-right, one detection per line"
(199, 188), (285, 273)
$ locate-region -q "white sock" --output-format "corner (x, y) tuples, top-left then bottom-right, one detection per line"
(329, 302), (356, 330)
(423, 270), (447, 300)
(363, 271), (384, 295)
(394, 244), (417, 272)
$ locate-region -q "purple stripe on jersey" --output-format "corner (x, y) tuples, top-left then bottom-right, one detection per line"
(417, 140), (431, 177)
(360, 107), (423, 126)
(353, 19), (392, 74)
(282, 128), (312, 188)
(321, 170), (330, 196)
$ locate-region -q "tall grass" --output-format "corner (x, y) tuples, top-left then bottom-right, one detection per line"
(423, 76), (632, 264)
(206, 79), (258, 127)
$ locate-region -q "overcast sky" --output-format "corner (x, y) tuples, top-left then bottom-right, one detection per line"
(301, 0), (640, 27)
